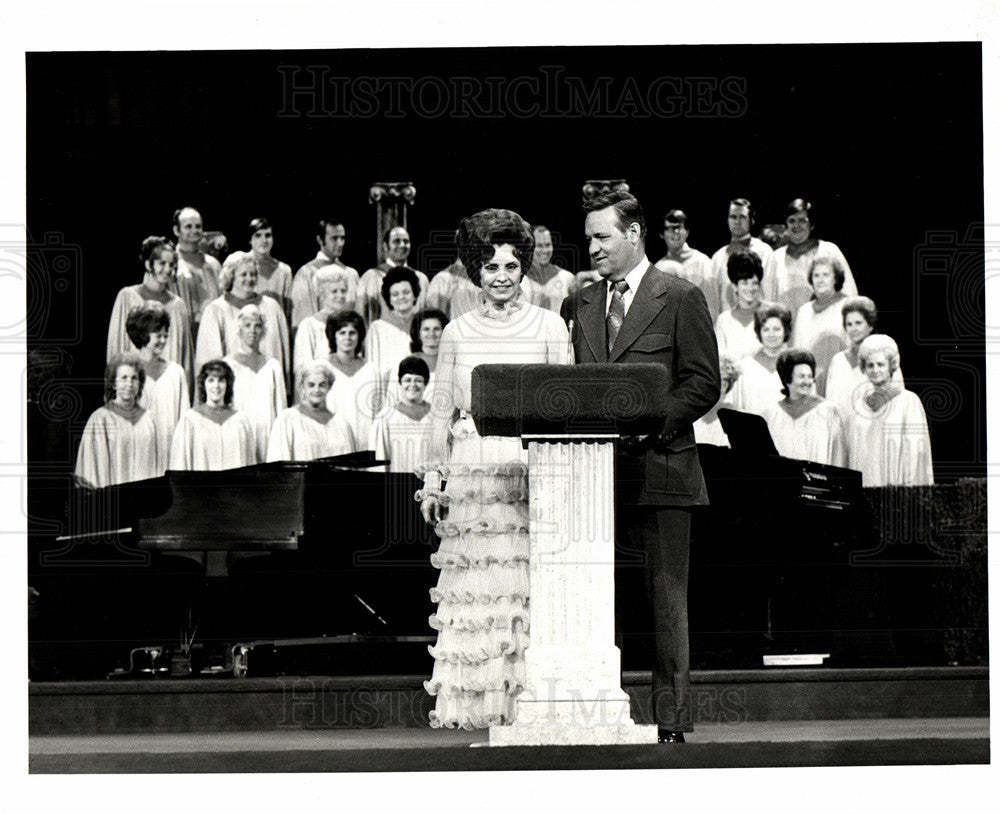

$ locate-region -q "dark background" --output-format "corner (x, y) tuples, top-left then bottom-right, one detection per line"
(27, 43), (986, 480)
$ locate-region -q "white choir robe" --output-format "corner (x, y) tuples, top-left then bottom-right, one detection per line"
(762, 240), (857, 314)
(762, 397), (847, 467)
(266, 405), (356, 462)
(366, 318), (414, 408)
(791, 296), (850, 397)
(845, 386), (934, 487)
(195, 294), (290, 381)
(75, 406), (160, 489)
(225, 355), (287, 463)
(169, 408), (256, 471)
(173, 252), (221, 326)
(425, 262), (482, 320)
(138, 361), (190, 474)
(693, 396), (734, 448)
(327, 362), (380, 452)
(107, 284), (194, 386)
(369, 405), (433, 473)
(826, 351), (905, 421)
(714, 308), (761, 360)
(520, 266), (576, 314)
(731, 352), (784, 416)
(292, 313), (331, 374)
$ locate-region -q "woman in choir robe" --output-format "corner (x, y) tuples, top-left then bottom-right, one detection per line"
(762, 198), (858, 314)
(126, 305), (189, 472)
(370, 355), (433, 473)
(418, 208), (571, 730)
(366, 266), (422, 409)
(323, 310), (379, 450)
(693, 353), (739, 447)
(75, 355), (160, 489)
(826, 296), (904, 418)
(224, 304), (287, 463)
(730, 303), (793, 416)
(248, 217), (293, 325)
(292, 266), (356, 374)
(790, 257), (850, 397)
(169, 360), (255, 471)
(408, 308), (449, 409)
(761, 349), (847, 467)
(845, 334), (933, 487)
(714, 250), (764, 361)
(107, 235), (194, 389)
(195, 251), (290, 387)
(267, 360), (356, 461)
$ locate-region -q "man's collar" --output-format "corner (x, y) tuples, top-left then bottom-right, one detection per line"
(610, 256), (651, 292)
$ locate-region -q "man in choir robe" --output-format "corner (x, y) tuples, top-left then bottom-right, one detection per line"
(172, 206), (222, 332)
(290, 218), (360, 329)
(709, 198), (774, 319)
(520, 225), (576, 313)
(357, 226), (429, 325)
(654, 209), (717, 320)
(561, 190), (720, 744)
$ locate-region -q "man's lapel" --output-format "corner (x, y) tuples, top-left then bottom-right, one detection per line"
(609, 264), (665, 362)
(577, 282), (608, 363)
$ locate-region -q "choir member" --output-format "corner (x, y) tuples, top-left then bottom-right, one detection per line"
(127, 305), (189, 471)
(424, 231), (480, 319)
(172, 206), (222, 330)
(195, 251), (290, 384)
(762, 349), (847, 467)
(366, 266), (421, 408)
(826, 296), (904, 417)
(791, 257), (850, 396)
(107, 235), (194, 388)
(693, 352), (739, 447)
(709, 198), (774, 318)
(75, 354), (160, 489)
(248, 217), (293, 325)
(267, 360), (356, 461)
(292, 266), (356, 372)
(370, 355), (433, 473)
(224, 304), (287, 462)
(730, 303), (792, 415)
(169, 360), (256, 471)
(408, 308), (449, 407)
(290, 217), (360, 330)
(714, 251), (765, 360)
(762, 199), (857, 313)
(357, 227), (429, 325)
(654, 208), (717, 317)
(520, 225), (575, 313)
(845, 335), (933, 486)
(325, 311), (380, 451)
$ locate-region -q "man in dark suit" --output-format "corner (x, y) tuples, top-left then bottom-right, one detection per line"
(561, 190), (720, 742)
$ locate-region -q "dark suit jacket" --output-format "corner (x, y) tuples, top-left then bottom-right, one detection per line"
(561, 264), (721, 507)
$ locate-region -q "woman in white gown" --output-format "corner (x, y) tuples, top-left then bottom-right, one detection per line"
(169, 360), (256, 471)
(370, 355), (433, 473)
(730, 303), (792, 416)
(126, 305), (189, 472)
(292, 266), (356, 374)
(107, 236), (194, 389)
(366, 266), (422, 411)
(844, 335), (933, 486)
(826, 296), (904, 419)
(762, 198), (858, 314)
(325, 310), (380, 451)
(224, 304), (288, 462)
(761, 349), (847, 466)
(75, 355), (160, 489)
(267, 360), (356, 461)
(714, 250), (764, 360)
(248, 217), (294, 325)
(790, 257), (850, 397)
(418, 208), (571, 730)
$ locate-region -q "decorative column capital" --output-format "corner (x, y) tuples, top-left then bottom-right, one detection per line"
(369, 182), (417, 205)
(582, 179), (630, 202)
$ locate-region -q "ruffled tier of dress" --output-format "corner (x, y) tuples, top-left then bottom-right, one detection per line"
(423, 418), (531, 730)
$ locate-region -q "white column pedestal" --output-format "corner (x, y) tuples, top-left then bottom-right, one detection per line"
(489, 437), (656, 746)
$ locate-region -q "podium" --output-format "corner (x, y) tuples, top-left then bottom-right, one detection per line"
(471, 364), (669, 746)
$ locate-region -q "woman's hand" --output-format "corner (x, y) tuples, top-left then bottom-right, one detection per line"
(421, 495), (443, 525)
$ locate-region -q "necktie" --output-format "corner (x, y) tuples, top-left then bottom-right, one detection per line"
(606, 279), (628, 353)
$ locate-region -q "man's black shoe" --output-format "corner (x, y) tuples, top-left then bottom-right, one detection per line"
(657, 730), (686, 743)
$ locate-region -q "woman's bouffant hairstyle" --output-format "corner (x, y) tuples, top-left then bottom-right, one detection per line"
(808, 257), (845, 291)
(380, 266), (421, 309)
(219, 251), (258, 292)
(458, 209), (535, 286)
(409, 308), (449, 352)
(248, 217), (272, 240)
(753, 303), (793, 342)
(785, 198), (814, 224)
(727, 250), (764, 284)
(197, 360), (235, 406)
(776, 349), (816, 397)
(104, 354), (146, 404)
(859, 334), (901, 375)
(315, 266), (357, 308)
(125, 305), (171, 350)
(841, 296), (878, 331)
(325, 310), (366, 356)
(296, 359), (335, 394)
(140, 235), (175, 266)
(397, 354), (430, 383)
